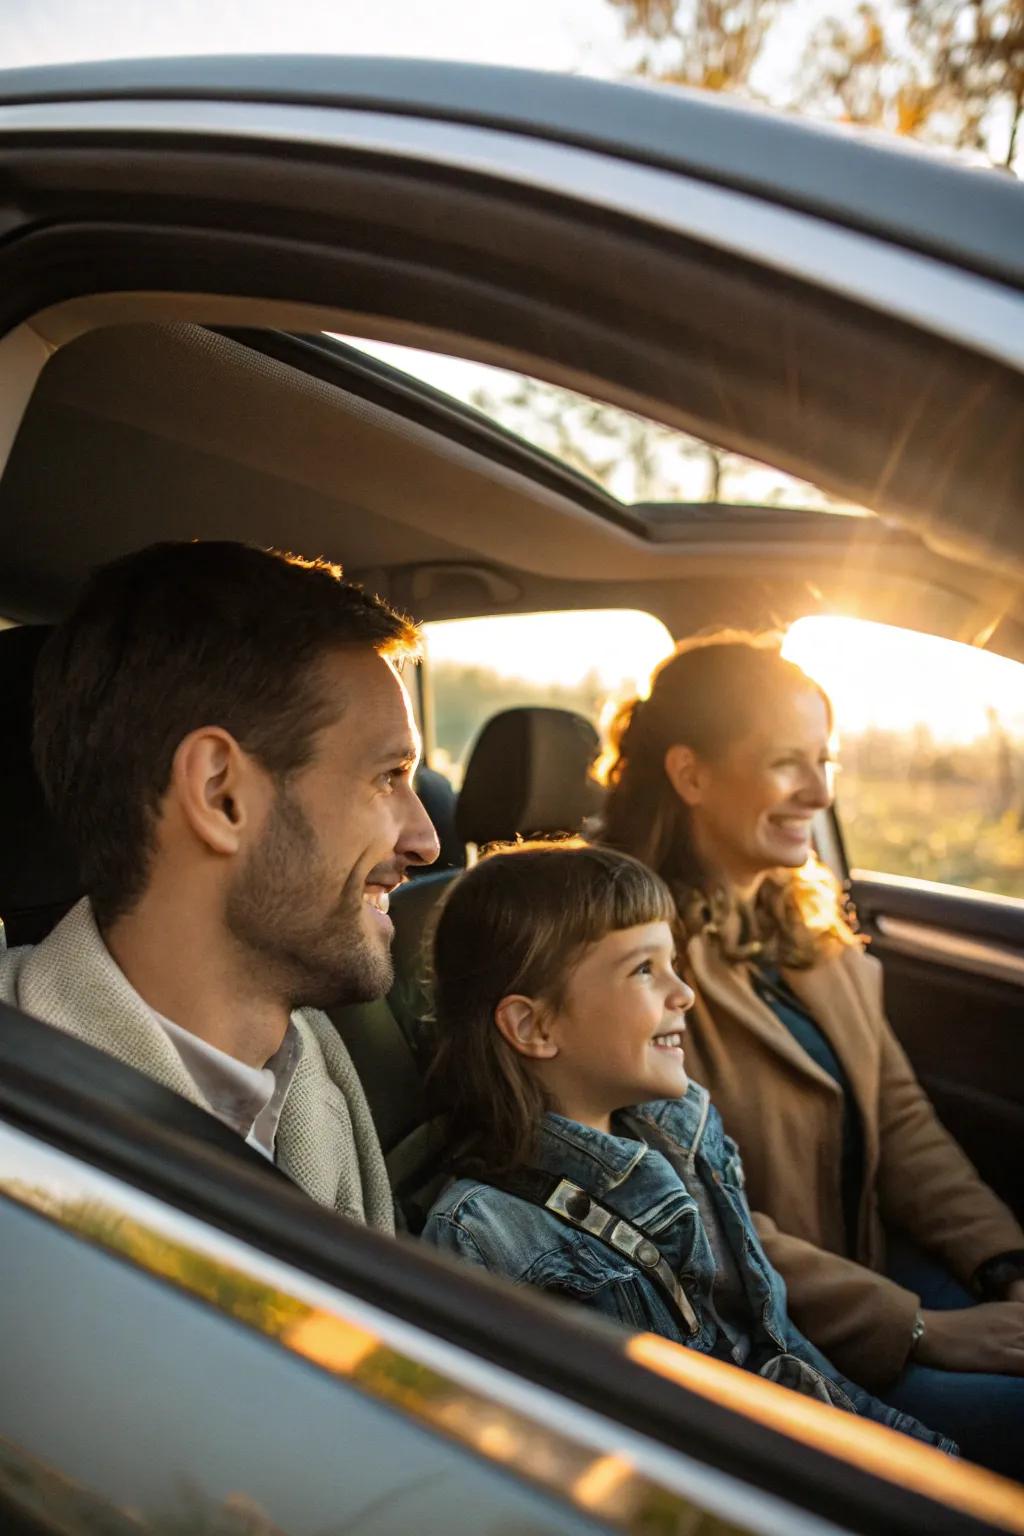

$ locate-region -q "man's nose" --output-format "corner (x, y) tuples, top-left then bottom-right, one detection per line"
(401, 788), (441, 868)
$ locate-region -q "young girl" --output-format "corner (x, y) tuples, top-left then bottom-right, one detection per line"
(422, 840), (952, 1452)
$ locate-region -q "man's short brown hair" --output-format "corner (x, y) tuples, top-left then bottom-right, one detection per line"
(33, 541), (419, 928)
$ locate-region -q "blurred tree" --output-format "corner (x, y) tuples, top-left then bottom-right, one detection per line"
(608, 0), (790, 94)
(467, 373), (855, 510)
(802, 0), (1024, 168)
(611, 0), (1023, 170)
(470, 375), (726, 502)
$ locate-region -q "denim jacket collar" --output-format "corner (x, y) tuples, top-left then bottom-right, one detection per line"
(535, 1082), (711, 1201)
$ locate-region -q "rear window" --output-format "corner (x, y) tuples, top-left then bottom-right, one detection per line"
(424, 609), (673, 786)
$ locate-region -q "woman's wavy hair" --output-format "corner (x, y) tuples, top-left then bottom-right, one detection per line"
(595, 629), (860, 968)
(426, 839), (676, 1178)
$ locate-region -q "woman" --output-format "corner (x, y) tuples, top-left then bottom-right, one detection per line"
(597, 629), (1024, 1475)
(421, 840), (952, 1452)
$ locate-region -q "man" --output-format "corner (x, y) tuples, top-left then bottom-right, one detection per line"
(0, 541), (439, 1230)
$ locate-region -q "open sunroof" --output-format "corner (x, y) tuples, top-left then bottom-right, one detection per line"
(328, 333), (870, 519)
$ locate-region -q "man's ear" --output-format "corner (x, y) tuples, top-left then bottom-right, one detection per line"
(493, 995), (559, 1060)
(664, 743), (706, 808)
(170, 727), (262, 856)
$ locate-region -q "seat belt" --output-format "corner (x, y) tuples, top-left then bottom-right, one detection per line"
(489, 1167), (700, 1337)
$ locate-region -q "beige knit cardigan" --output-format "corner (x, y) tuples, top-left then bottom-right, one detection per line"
(0, 898), (393, 1232)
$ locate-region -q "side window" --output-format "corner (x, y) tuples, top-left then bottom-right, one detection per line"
(423, 610), (672, 786)
(784, 617), (1024, 902)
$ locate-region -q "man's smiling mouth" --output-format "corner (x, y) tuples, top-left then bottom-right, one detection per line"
(362, 870), (405, 922)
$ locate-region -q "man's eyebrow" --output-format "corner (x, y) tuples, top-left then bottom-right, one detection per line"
(371, 742), (419, 767)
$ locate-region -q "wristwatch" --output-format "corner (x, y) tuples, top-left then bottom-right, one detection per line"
(909, 1309), (926, 1358)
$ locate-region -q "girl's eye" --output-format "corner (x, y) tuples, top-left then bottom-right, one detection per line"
(632, 959), (654, 977)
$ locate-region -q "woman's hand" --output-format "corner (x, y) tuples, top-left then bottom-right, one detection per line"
(915, 1303), (1024, 1375)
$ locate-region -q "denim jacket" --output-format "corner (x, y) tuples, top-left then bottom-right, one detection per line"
(423, 1083), (955, 1453)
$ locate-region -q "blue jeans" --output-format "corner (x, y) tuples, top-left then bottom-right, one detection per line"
(883, 1236), (1024, 1480)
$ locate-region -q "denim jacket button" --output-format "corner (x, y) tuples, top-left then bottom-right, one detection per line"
(565, 1191), (591, 1222)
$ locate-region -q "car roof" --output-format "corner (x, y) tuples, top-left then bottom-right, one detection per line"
(0, 55), (1021, 288)
(0, 317), (1017, 675)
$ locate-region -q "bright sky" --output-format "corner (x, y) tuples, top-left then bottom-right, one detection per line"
(0, 0), (852, 111)
(0, 0), (625, 73)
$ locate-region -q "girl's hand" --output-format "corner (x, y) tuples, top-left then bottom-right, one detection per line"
(915, 1303), (1024, 1375)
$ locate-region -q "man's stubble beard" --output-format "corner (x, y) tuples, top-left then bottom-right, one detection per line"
(226, 784), (394, 1011)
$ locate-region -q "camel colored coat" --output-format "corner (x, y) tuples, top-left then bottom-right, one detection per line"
(684, 929), (1024, 1390)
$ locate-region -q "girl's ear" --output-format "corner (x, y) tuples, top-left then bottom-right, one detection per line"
(494, 995), (558, 1060)
(664, 743), (705, 807)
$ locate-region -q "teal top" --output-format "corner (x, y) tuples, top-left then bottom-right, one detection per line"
(752, 964), (865, 1255)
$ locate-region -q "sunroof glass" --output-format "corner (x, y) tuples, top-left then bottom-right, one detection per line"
(329, 334), (870, 516)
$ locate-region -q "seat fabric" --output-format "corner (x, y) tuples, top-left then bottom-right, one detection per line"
(0, 625), (83, 947)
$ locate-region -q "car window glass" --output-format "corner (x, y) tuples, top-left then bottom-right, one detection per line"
(331, 334), (870, 517)
(424, 609), (672, 786)
(784, 617), (1024, 901)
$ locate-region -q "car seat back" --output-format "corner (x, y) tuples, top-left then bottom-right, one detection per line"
(0, 624), (83, 947)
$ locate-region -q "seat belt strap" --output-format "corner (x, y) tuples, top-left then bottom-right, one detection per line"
(490, 1167), (699, 1337)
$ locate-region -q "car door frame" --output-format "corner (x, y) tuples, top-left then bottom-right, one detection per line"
(0, 63), (1022, 1528)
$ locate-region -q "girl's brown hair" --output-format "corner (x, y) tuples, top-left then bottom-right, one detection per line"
(428, 839), (676, 1178)
(596, 629), (859, 967)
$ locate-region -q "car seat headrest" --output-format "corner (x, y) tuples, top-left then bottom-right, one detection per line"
(0, 624), (83, 945)
(455, 706), (602, 848)
(411, 763), (463, 874)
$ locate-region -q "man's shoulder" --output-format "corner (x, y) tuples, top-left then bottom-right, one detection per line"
(291, 1006), (358, 1075)
(0, 932), (32, 1004)
(0, 899), (94, 1007)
